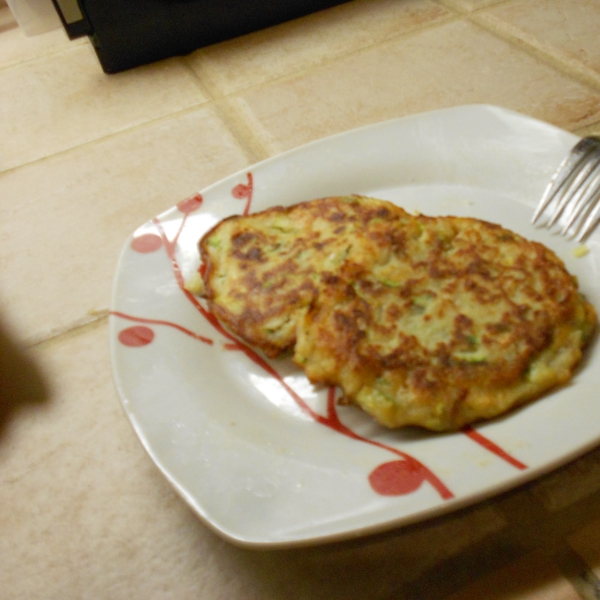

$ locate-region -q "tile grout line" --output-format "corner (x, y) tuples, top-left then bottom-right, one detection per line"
(434, 0), (513, 16)
(26, 310), (109, 349)
(6, 58), (262, 349)
(175, 7), (485, 180)
(0, 31), (88, 74)
(177, 2), (594, 114)
(0, 101), (216, 177)
(1, 54), (259, 349)
(180, 57), (272, 163)
(434, 1), (600, 133)
(468, 10), (600, 96)
(179, 55), (314, 159)
(179, 5), (600, 150)
(188, 9), (461, 99)
(171, 6), (462, 160)
(435, 2), (600, 135)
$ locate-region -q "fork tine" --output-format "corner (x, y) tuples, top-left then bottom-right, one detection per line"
(546, 156), (599, 227)
(576, 188), (600, 241)
(561, 156), (600, 234)
(532, 136), (600, 224)
(547, 147), (600, 227)
(532, 155), (576, 224)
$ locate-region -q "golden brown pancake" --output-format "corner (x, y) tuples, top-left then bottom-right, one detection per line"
(198, 195), (597, 431)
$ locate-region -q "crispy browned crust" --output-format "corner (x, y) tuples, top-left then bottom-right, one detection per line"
(199, 195), (597, 431)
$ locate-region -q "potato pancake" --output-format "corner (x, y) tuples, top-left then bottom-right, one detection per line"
(198, 195), (597, 431)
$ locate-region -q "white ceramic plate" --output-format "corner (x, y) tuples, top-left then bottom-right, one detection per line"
(110, 105), (600, 548)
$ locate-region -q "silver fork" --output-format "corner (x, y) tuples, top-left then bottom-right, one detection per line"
(531, 135), (600, 241)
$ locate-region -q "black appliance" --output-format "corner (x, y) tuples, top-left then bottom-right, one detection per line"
(50, 0), (351, 73)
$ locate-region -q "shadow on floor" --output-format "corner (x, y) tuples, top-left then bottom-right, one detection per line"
(0, 316), (49, 436)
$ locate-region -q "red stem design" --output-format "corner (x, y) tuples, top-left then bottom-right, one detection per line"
(150, 183), (456, 501)
(124, 174), (528, 502)
(110, 311), (213, 345)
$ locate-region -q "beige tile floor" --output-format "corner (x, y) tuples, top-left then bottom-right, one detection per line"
(2, 1), (600, 598)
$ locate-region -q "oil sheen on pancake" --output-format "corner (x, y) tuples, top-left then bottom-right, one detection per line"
(198, 195), (597, 431)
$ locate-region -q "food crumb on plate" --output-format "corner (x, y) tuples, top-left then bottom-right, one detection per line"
(572, 245), (590, 258)
(184, 271), (205, 295)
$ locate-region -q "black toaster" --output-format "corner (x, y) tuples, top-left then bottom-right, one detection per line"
(50, 0), (351, 73)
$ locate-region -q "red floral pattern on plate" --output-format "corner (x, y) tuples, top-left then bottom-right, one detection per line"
(113, 172), (528, 500)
